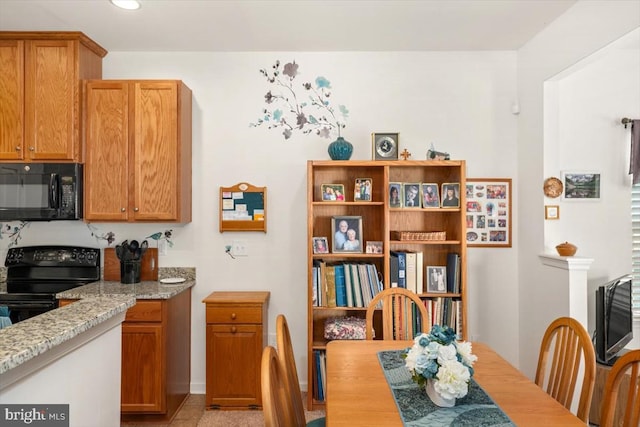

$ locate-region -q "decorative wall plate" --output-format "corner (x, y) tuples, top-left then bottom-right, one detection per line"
(372, 133), (399, 160)
(543, 177), (563, 198)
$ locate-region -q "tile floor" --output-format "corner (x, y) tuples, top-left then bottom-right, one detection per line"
(121, 394), (206, 427)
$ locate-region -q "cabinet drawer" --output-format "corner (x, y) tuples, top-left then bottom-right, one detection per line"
(206, 305), (263, 324)
(125, 300), (163, 322)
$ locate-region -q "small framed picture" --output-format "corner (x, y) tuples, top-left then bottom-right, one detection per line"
(332, 216), (363, 253)
(389, 182), (403, 208)
(426, 266), (447, 293)
(561, 171), (601, 200)
(312, 237), (329, 254)
(365, 241), (383, 254)
(545, 205), (559, 220)
(321, 184), (345, 201)
(372, 133), (399, 160)
(421, 183), (440, 208)
(441, 183), (460, 208)
(402, 183), (421, 208)
(354, 178), (373, 201)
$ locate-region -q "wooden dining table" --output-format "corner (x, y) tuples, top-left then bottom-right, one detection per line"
(325, 340), (586, 426)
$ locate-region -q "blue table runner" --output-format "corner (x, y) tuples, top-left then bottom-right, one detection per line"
(377, 350), (516, 427)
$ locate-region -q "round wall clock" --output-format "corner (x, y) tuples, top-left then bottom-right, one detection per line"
(372, 133), (399, 160)
(543, 177), (563, 198)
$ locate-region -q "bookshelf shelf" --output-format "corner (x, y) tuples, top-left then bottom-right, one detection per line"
(306, 160), (467, 410)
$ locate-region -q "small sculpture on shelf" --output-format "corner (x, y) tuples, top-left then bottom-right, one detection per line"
(427, 143), (450, 160)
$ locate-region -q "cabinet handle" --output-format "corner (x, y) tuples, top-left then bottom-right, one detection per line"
(120, 207), (126, 212)
(231, 313), (237, 320)
(29, 146), (35, 151)
(15, 146), (21, 151)
(230, 326), (237, 334)
(134, 207), (139, 212)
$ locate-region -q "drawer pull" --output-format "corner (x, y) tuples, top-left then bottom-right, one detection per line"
(231, 326), (237, 333)
(231, 313), (237, 320)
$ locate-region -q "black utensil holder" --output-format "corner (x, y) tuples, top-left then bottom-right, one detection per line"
(121, 260), (141, 284)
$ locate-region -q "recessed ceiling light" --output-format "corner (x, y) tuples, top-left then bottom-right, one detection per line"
(110, 0), (141, 10)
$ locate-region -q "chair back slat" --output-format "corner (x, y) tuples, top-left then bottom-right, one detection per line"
(365, 287), (429, 340)
(534, 317), (596, 423)
(261, 346), (292, 427)
(600, 349), (640, 427)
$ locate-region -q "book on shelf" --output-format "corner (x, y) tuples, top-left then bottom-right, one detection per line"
(390, 251), (406, 288)
(446, 253), (460, 293)
(416, 251), (424, 293)
(334, 264), (347, 307)
(325, 265), (337, 308)
(347, 263), (364, 307)
(405, 252), (417, 293)
(343, 263), (354, 307)
(389, 252), (399, 287)
(312, 261), (319, 306)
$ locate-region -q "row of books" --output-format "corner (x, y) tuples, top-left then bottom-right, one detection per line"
(387, 297), (463, 339)
(389, 251), (461, 294)
(312, 261), (384, 308)
(313, 350), (326, 401)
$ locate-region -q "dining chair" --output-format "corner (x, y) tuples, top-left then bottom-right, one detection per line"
(365, 287), (429, 340)
(261, 345), (291, 427)
(599, 349), (640, 427)
(276, 314), (326, 427)
(534, 316), (596, 422)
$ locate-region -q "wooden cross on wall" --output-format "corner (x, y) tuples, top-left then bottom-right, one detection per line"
(400, 148), (412, 160)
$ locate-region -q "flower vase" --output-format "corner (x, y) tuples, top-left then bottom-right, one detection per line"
(425, 379), (456, 407)
(327, 137), (353, 160)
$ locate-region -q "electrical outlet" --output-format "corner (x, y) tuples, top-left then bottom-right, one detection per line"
(232, 240), (248, 257)
(158, 239), (168, 256)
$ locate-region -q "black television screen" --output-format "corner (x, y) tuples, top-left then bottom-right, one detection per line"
(595, 274), (633, 365)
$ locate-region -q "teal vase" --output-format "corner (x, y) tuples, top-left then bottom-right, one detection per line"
(328, 137), (353, 160)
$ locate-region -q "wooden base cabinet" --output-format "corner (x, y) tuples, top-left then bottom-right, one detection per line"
(0, 32), (107, 161)
(83, 79), (192, 222)
(203, 291), (270, 409)
(120, 289), (191, 423)
(588, 360), (634, 426)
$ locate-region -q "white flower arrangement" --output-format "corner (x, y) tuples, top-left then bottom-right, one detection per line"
(403, 325), (477, 400)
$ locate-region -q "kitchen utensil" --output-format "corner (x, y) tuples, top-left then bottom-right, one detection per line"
(129, 240), (139, 253)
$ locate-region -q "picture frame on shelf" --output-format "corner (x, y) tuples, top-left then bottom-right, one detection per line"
(389, 182), (403, 208)
(545, 205), (559, 220)
(426, 266), (447, 293)
(321, 184), (345, 201)
(440, 183), (460, 208)
(354, 178), (373, 201)
(372, 133), (399, 160)
(465, 178), (512, 247)
(312, 237), (329, 254)
(402, 182), (421, 208)
(421, 183), (440, 208)
(332, 215), (363, 253)
(561, 171), (601, 200)
(365, 241), (383, 254)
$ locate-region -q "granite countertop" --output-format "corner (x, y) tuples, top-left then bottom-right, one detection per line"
(0, 296), (135, 374)
(56, 278), (195, 300)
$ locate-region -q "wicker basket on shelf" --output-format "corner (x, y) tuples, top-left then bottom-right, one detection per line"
(391, 231), (446, 241)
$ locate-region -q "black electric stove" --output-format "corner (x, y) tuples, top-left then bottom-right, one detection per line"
(1, 245), (100, 324)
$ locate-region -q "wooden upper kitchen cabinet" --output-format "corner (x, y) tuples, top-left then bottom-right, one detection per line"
(0, 32), (107, 161)
(83, 80), (192, 222)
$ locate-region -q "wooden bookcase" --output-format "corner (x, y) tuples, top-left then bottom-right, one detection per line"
(306, 160), (467, 410)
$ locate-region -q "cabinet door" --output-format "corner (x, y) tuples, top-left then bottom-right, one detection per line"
(121, 323), (165, 413)
(84, 81), (130, 221)
(133, 82), (179, 221)
(24, 40), (76, 160)
(0, 40), (25, 160)
(206, 323), (263, 408)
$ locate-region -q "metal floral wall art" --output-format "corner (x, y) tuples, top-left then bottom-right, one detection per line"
(0, 221), (30, 248)
(250, 60), (349, 140)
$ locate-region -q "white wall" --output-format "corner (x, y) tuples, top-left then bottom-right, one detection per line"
(517, 0), (640, 378)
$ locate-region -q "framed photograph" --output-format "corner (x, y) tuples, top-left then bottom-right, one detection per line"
(365, 241), (383, 254)
(561, 171), (601, 200)
(372, 133), (399, 160)
(321, 184), (345, 201)
(354, 178), (373, 201)
(312, 237), (329, 254)
(332, 216), (363, 253)
(402, 183), (421, 208)
(441, 183), (460, 208)
(426, 266), (447, 293)
(389, 182), (403, 208)
(545, 205), (559, 220)
(421, 183), (440, 208)
(465, 178), (512, 247)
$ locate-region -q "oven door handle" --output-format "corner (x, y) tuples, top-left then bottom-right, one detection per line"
(49, 173), (60, 209)
(0, 301), (57, 310)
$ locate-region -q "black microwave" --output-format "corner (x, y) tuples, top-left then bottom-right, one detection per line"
(0, 163), (83, 221)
